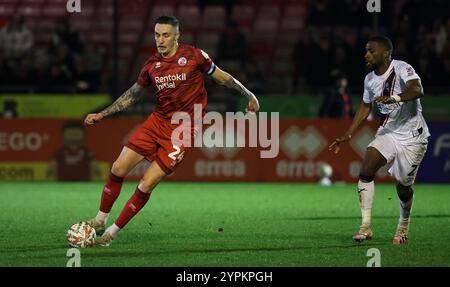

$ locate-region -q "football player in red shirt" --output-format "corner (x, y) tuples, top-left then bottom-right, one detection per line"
(83, 16), (259, 246)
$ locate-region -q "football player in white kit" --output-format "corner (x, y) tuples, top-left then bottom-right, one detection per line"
(329, 36), (430, 244)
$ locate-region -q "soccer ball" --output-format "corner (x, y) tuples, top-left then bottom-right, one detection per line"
(66, 222), (96, 248)
(319, 163), (333, 186)
(320, 163), (333, 178)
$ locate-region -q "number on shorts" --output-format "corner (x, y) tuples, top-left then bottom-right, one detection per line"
(407, 165), (418, 176)
(168, 145), (181, 160)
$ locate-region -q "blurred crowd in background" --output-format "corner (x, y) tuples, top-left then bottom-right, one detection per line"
(0, 0), (448, 98)
(0, 15), (105, 93)
(296, 0), (449, 94)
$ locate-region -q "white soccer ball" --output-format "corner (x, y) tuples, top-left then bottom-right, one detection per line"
(67, 222), (96, 248)
(320, 163), (333, 178)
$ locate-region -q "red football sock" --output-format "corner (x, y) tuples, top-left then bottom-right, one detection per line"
(99, 171), (124, 213)
(115, 187), (151, 229)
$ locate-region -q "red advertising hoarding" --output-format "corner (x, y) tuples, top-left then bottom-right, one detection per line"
(0, 118), (393, 182)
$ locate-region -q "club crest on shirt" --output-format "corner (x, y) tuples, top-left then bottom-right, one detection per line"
(155, 61), (161, 68)
(178, 57), (187, 66)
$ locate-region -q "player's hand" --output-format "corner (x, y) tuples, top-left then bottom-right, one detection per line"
(84, 113), (104, 126)
(329, 134), (352, 154)
(374, 95), (397, 104)
(246, 94), (260, 114)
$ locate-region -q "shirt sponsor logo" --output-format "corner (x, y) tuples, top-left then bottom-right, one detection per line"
(154, 73), (187, 91)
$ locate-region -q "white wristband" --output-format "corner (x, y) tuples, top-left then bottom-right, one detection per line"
(392, 94), (401, 102)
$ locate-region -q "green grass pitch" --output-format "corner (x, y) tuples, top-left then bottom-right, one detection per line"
(0, 182), (449, 267)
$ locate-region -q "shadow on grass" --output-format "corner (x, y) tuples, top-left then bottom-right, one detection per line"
(5, 236), (391, 263)
(1, 232), (392, 260)
(67, 241), (389, 260)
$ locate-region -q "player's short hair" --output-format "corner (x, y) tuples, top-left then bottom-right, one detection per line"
(155, 16), (179, 30)
(368, 35), (393, 56)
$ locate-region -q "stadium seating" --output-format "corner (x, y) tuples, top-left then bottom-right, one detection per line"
(149, 5), (175, 27)
(176, 5), (200, 31)
(230, 5), (254, 28)
(196, 32), (219, 58)
(201, 6), (226, 30)
(1, 0), (311, 93)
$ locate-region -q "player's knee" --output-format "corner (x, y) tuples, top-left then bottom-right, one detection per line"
(138, 182), (157, 194)
(361, 148), (386, 177)
(139, 175), (164, 194)
(396, 181), (412, 193)
(359, 164), (377, 180)
(396, 182), (414, 201)
(359, 173), (375, 183)
(111, 160), (128, 178)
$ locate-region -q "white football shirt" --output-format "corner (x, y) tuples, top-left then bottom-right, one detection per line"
(363, 59), (430, 142)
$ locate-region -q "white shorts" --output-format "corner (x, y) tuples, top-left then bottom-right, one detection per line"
(368, 132), (427, 186)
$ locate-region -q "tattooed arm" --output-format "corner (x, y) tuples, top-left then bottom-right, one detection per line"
(84, 83), (144, 125)
(211, 67), (260, 113)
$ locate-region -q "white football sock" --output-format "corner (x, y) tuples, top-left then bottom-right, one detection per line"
(358, 180), (375, 227)
(106, 223), (121, 238)
(96, 211), (109, 224)
(399, 195), (414, 227)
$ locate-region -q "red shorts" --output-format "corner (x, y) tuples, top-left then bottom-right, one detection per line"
(126, 113), (192, 174)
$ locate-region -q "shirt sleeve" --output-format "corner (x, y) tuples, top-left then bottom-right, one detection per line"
(398, 62), (420, 83)
(136, 60), (151, 87)
(362, 75), (372, 104)
(195, 48), (216, 75)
